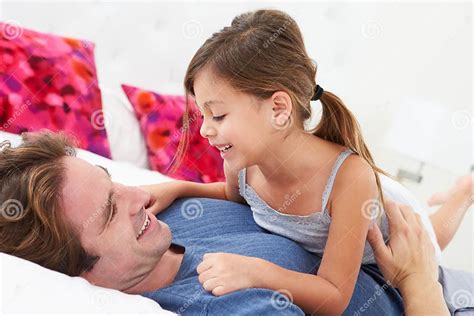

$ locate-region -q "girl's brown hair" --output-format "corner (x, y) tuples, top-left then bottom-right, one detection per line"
(176, 9), (389, 210)
(0, 131), (99, 276)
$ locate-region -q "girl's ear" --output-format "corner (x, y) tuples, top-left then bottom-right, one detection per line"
(271, 91), (293, 114)
(270, 91), (293, 129)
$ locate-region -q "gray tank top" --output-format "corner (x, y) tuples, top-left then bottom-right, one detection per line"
(238, 148), (390, 264)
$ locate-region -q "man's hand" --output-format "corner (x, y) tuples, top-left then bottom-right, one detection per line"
(139, 181), (183, 215)
(367, 200), (439, 289)
(197, 253), (261, 296)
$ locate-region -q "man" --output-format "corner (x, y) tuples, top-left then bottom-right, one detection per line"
(0, 131), (412, 314)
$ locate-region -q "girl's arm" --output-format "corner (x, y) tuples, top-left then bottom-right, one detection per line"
(174, 161), (245, 203)
(254, 156), (376, 315)
(141, 162), (245, 214)
(174, 180), (228, 200)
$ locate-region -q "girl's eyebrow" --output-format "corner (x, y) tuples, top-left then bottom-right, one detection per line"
(197, 100), (225, 111)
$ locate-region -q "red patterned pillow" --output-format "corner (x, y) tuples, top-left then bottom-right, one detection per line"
(0, 22), (111, 157)
(121, 84), (225, 183)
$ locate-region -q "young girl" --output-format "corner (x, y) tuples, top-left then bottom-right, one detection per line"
(144, 9), (473, 315)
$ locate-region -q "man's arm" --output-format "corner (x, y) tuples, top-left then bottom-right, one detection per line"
(399, 274), (449, 316)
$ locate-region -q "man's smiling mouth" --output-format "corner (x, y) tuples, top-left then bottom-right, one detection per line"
(136, 213), (151, 240)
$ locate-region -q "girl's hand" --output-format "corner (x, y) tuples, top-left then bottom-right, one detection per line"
(139, 181), (183, 215)
(196, 253), (262, 296)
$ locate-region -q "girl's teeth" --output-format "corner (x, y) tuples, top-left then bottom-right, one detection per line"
(219, 144), (232, 152)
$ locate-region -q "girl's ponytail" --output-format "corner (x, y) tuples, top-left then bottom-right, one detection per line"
(311, 89), (390, 216)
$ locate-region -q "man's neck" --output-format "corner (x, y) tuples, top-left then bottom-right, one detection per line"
(125, 244), (185, 294)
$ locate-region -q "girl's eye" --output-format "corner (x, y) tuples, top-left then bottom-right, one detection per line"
(212, 115), (226, 121)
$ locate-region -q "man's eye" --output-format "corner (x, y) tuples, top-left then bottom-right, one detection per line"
(110, 203), (117, 222)
(107, 199), (117, 227)
(212, 115), (226, 121)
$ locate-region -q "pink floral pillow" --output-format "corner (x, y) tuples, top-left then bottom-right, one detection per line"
(0, 22), (111, 157)
(121, 84), (225, 183)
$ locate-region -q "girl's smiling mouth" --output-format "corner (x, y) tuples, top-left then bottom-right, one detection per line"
(212, 143), (234, 158)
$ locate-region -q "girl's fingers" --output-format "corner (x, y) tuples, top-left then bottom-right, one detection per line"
(197, 257), (213, 274)
(211, 285), (227, 296)
(202, 277), (220, 292)
(146, 201), (159, 214)
(198, 267), (218, 284)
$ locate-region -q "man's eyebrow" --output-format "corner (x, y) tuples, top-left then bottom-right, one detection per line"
(96, 165), (111, 178)
(96, 165), (114, 233)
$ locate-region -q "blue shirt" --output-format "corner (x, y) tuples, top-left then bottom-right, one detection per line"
(143, 198), (403, 315)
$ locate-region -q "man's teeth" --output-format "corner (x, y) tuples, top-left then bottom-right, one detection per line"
(136, 214), (150, 239)
(217, 144), (233, 152)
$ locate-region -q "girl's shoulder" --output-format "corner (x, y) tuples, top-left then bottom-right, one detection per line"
(332, 152), (377, 196)
(336, 152), (374, 182)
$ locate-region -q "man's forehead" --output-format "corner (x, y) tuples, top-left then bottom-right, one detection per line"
(60, 157), (109, 227)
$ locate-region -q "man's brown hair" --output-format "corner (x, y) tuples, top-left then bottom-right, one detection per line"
(0, 131), (99, 276)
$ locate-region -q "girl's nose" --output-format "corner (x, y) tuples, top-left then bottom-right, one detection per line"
(200, 120), (217, 138)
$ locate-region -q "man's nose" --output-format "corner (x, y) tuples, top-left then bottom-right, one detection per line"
(119, 185), (150, 215)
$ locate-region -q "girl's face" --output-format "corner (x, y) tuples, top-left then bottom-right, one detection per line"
(193, 68), (285, 171)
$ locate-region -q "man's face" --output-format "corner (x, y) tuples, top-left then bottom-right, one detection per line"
(60, 156), (172, 291)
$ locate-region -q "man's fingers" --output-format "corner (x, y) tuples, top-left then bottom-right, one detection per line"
(384, 199), (407, 231)
(367, 223), (391, 263)
(399, 204), (416, 224)
(414, 212), (423, 227)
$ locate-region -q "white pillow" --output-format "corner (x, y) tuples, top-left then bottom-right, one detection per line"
(100, 86), (150, 170)
(0, 131), (176, 314)
(380, 174), (443, 263)
(0, 253), (175, 314)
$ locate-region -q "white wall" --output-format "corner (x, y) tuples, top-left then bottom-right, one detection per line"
(1, 1), (472, 271)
